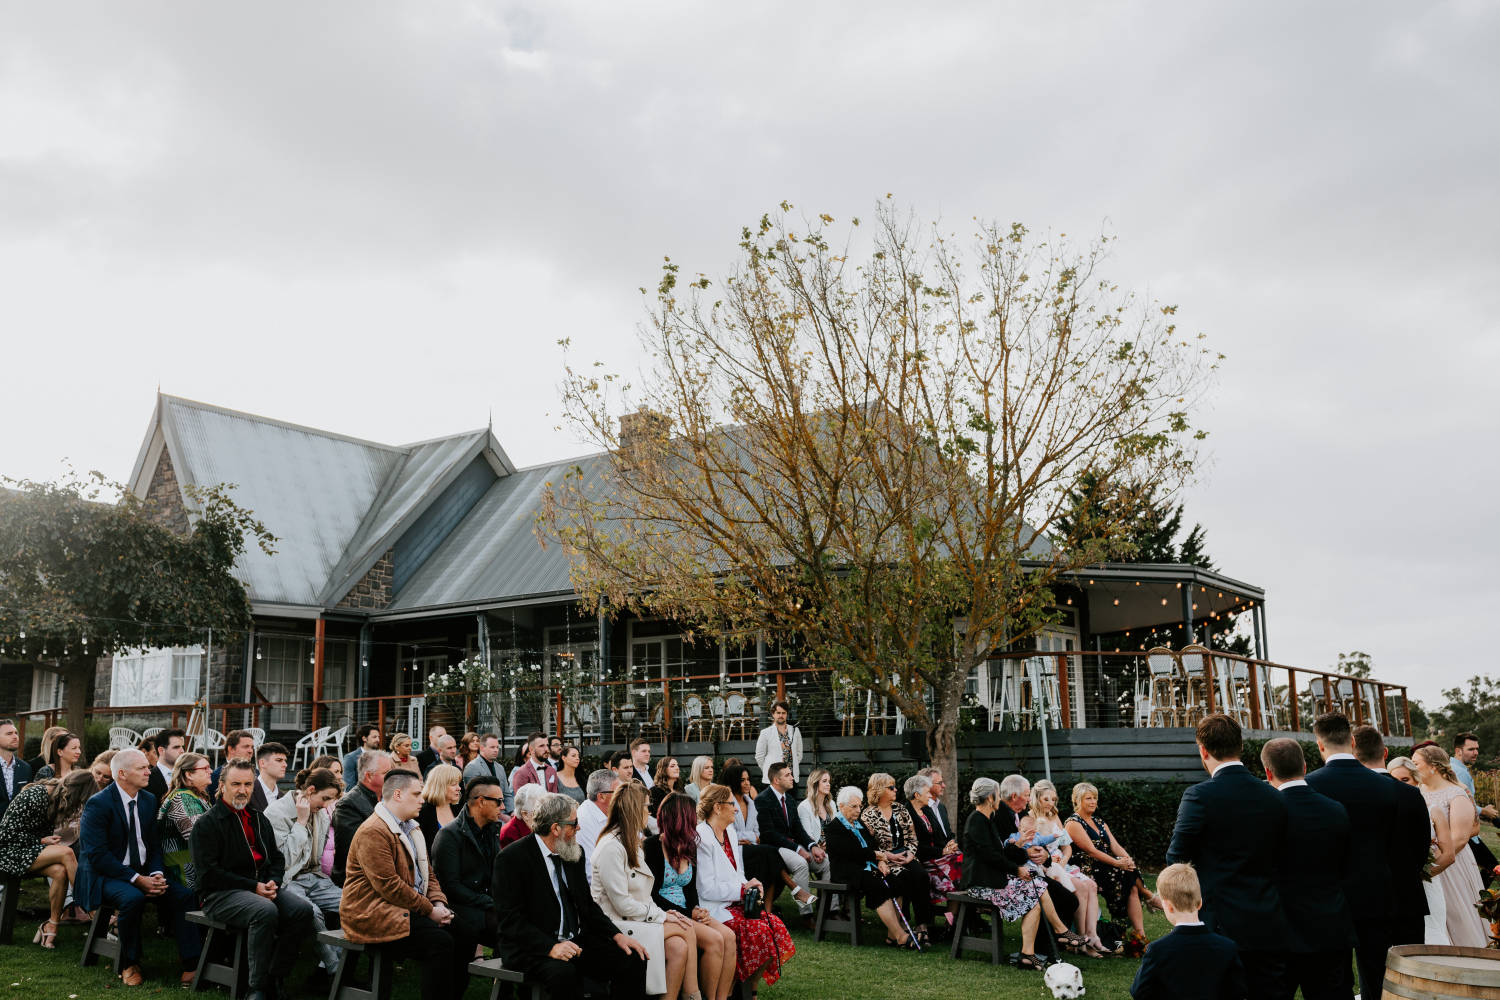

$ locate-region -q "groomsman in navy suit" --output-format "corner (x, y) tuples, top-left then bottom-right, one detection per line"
(77, 748), (201, 986)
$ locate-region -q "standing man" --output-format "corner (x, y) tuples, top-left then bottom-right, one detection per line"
(917, 767), (953, 841)
(1261, 738), (1355, 1000)
(492, 792), (649, 1000)
(1166, 714), (1288, 998)
(341, 769), (463, 995)
(512, 732), (560, 793)
(332, 749), (392, 887)
(462, 733), (514, 816)
(250, 742), (289, 813)
(432, 773), (503, 951)
(1448, 732), (1498, 886)
(150, 729), (186, 801)
(209, 730), (257, 799)
(547, 737), (564, 772)
(576, 770), (617, 883)
(0, 718), (32, 820)
(342, 725), (382, 791)
(755, 762), (827, 923)
(433, 734), (460, 771)
(1351, 723), (1433, 950)
(191, 759), (314, 1000)
(416, 725), (447, 775)
(77, 749), (201, 986)
(1304, 713), (1420, 1000)
(627, 738), (653, 788)
(755, 701), (804, 787)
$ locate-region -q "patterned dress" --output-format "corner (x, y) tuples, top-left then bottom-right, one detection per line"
(715, 830), (796, 984)
(158, 789), (210, 891)
(1066, 811), (1140, 922)
(0, 781), (53, 876)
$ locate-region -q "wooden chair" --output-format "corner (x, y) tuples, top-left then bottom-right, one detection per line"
(810, 879), (862, 945)
(321, 928), (394, 1000)
(724, 693), (752, 740)
(0, 873), (44, 945)
(80, 904), (122, 974)
(707, 696), (727, 740)
(681, 695), (708, 741)
(1145, 648), (1183, 727)
(469, 956), (545, 1000)
(187, 909), (251, 999)
(1178, 645), (1213, 724)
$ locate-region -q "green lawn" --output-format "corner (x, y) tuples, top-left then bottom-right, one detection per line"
(0, 877), (1173, 999)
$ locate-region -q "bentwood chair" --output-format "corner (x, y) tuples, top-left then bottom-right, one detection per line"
(1178, 645), (1213, 724)
(108, 727), (142, 751)
(1145, 648), (1183, 727)
(1213, 655), (1252, 727)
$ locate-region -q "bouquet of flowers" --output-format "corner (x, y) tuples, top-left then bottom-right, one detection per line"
(1423, 839), (1439, 882)
(1122, 928), (1148, 958)
(1478, 869), (1500, 949)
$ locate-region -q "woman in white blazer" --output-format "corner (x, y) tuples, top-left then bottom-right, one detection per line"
(593, 783), (697, 1000)
(695, 784), (796, 993)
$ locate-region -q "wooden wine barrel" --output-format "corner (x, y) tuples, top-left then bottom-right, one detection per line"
(1382, 944), (1500, 999)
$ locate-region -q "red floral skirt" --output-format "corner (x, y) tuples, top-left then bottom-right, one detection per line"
(725, 907), (796, 984)
(925, 851), (963, 904)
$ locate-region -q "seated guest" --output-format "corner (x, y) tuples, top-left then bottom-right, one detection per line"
(512, 732), (560, 793)
(548, 736), (565, 772)
(610, 749), (638, 788)
(501, 782), (546, 848)
(157, 751), (213, 892)
(577, 768), (618, 882)
(457, 731), (481, 771)
(417, 763), (462, 847)
(332, 750), (391, 886)
(432, 774), (504, 953)
(308, 754), (342, 786)
(556, 745), (587, 805)
(646, 792), (738, 1000)
(963, 777), (1084, 970)
(150, 729), (187, 803)
(906, 773), (964, 928)
(1130, 863), (1245, 1000)
(860, 772), (937, 943)
(25, 725), (67, 777)
(190, 758), (314, 1000)
(250, 742), (289, 813)
(1066, 780), (1160, 941)
(650, 756), (685, 814)
(823, 784), (927, 949)
(342, 769), (466, 995)
(77, 749), (201, 986)
(0, 717), (33, 821)
(720, 763), (804, 909)
(342, 725), (382, 790)
(265, 767), (344, 985)
(1029, 779), (1102, 955)
(492, 791), (649, 1000)
(756, 762), (828, 922)
(90, 750), (118, 789)
(462, 734), (514, 817)
(34, 730), (82, 780)
(0, 770), (93, 948)
(208, 730), (256, 799)
(696, 783), (796, 992)
(592, 782), (698, 1000)
(796, 768), (835, 846)
(685, 756), (716, 805)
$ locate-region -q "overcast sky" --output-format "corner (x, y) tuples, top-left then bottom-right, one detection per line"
(3, 2), (1496, 708)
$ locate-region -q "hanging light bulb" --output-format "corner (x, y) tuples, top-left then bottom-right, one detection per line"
(1160, 598), (1168, 606)
(1113, 598), (1120, 606)
(255, 646), (263, 661)
(81, 635), (88, 646)
(19, 630), (25, 639)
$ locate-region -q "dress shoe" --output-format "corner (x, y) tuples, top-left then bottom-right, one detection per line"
(180, 971), (196, 987)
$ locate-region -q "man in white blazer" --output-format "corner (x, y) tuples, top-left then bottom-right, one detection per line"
(754, 701), (803, 787)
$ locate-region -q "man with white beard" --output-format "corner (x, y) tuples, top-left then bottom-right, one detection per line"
(492, 792), (648, 1000)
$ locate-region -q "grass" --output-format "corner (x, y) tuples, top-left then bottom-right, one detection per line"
(0, 876), (1172, 1000)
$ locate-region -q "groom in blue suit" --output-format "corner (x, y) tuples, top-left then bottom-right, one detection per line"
(77, 747), (201, 986)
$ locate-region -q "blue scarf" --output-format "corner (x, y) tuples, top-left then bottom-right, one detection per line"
(836, 815), (878, 872)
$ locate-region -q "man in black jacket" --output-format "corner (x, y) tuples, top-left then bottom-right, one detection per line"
(190, 759), (313, 1000)
(331, 749), (390, 886)
(493, 792), (648, 1000)
(1305, 712), (1425, 1000)
(415, 725), (447, 775)
(1261, 738), (1356, 1000)
(996, 774), (1078, 928)
(755, 762), (827, 920)
(1166, 714), (1288, 998)
(432, 774), (503, 948)
(1352, 723), (1431, 950)
(918, 767), (954, 841)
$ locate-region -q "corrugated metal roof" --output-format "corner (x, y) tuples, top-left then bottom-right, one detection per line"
(160, 397), (405, 605)
(386, 455), (609, 610)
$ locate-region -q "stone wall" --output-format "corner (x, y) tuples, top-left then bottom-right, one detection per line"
(337, 550), (393, 610)
(145, 446), (191, 535)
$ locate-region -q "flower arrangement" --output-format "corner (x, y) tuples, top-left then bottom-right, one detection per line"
(1121, 929), (1148, 959)
(1478, 869), (1500, 949)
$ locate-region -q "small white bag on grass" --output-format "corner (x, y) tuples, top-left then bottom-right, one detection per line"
(1044, 961), (1085, 998)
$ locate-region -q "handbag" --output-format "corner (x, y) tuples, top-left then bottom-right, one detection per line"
(741, 884), (764, 919)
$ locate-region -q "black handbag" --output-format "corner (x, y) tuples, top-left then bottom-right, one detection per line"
(741, 884), (764, 919)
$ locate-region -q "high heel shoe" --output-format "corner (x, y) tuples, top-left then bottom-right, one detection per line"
(33, 920), (57, 949)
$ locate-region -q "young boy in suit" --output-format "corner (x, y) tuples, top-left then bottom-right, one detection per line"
(1131, 863), (1246, 1000)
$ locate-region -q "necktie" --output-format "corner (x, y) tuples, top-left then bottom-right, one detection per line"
(780, 795), (789, 825)
(127, 800), (143, 870)
(551, 855), (579, 939)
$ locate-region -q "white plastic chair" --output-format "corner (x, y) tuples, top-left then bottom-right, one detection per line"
(141, 727), (164, 742)
(316, 724), (349, 760)
(244, 728), (266, 749)
(291, 726), (328, 771)
(192, 727), (226, 763)
(108, 726), (142, 750)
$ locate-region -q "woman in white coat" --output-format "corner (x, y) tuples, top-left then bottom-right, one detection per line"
(263, 766), (344, 974)
(695, 784), (795, 998)
(593, 782), (698, 1000)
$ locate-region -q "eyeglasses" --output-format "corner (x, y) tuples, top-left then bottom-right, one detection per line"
(192, 764), (212, 772)
(557, 819), (578, 827)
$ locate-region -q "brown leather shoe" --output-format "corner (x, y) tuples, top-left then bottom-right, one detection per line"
(120, 966), (145, 986)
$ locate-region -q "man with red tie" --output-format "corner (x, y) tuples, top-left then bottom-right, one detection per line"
(755, 761), (827, 924)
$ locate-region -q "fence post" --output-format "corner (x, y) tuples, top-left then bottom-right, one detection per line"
(1055, 654), (1070, 729)
(1204, 655), (1217, 715)
(378, 698), (386, 738)
(1376, 683), (1389, 736)
(1247, 659), (1263, 730)
(1401, 687), (1412, 738)
(1288, 669), (1299, 733)
(311, 618), (326, 731)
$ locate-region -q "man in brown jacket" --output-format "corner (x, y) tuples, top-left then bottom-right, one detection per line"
(340, 770), (465, 994)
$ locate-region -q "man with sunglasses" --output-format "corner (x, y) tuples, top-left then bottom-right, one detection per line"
(432, 775), (505, 951)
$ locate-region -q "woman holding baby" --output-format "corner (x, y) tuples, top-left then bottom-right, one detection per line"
(1030, 779), (1105, 956)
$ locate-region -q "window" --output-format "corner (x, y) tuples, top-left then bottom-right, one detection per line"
(30, 668), (66, 711)
(111, 646), (203, 706)
(259, 636), (310, 727)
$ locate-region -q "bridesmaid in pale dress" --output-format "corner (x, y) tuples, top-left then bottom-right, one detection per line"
(1389, 756), (1451, 945)
(1412, 745), (1488, 947)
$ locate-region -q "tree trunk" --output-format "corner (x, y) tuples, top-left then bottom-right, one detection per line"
(64, 654), (96, 735)
(928, 672), (964, 820)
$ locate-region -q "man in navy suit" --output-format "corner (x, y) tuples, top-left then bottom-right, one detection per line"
(77, 748), (201, 986)
(0, 718), (32, 820)
(1166, 713), (1288, 998)
(1306, 713), (1427, 1000)
(1353, 723), (1435, 950)
(756, 761), (828, 920)
(1261, 738), (1356, 1000)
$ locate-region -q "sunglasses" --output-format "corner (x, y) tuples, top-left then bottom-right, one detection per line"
(472, 795), (503, 806)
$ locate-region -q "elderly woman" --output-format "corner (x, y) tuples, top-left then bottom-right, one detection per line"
(1031, 779), (1104, 955)
(1065, 781), (1160, 941)
(823, 784), (927, 948)
(0, 770), (95, 948)
(685, 756), (715, 804)
(696, 783), (795, 996)
(500, 781), (546, 847)
(905, 773), (962, 916)
(1412, 745), (1488, 946)
(417, 763), (462, 847)
(963, 777), (1085, 970)
(858, 772), (938, 944)
(158, 751), (213, 891)
(593, 782), (698, 1000)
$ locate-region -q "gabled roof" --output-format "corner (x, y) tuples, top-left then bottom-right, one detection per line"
(128, 394), (513, 609)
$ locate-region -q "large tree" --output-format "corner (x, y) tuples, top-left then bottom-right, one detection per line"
(0, 472), (274, 731)
(541, 203), (1217, 811)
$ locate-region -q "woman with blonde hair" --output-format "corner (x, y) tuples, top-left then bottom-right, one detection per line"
(1030, 779), (1104, 955)
(1065, 781), (1160, 941)
(1412, 744), (1488, 946)
(158, 751), (213, 890)
(796, 768), (835, 845)
(860, 772), (938, 945)
(387, 732), (415, 769)
(685, 756), (715, 803)
(26, 725), (66, 775)
(416, 762), (462, 846)
(593, 782), (698, 1000)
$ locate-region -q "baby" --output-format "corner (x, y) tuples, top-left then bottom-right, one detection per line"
(1008, 815), (1063, 876)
